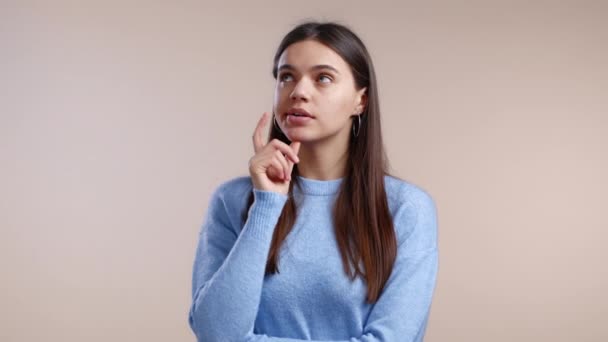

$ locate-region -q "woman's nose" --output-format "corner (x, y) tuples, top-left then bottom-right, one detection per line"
(289, 79), (311, 101)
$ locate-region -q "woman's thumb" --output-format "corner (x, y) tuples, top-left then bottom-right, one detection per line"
(291, 141), (301, 156)
(288, 142), (301, 176)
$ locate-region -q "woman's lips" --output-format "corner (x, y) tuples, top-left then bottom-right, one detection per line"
(286, 113), (314, 125)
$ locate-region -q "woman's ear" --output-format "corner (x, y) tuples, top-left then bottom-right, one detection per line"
(354, 87), (368, 114)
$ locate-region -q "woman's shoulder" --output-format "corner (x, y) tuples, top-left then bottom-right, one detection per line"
(383, 174), (438, 250)
(214, 175), (253, 194)
(203, 175), (255, 231)
(384, 174), (436, 209)
(210, 175), (255, 205)
(206, 175), (254, 213)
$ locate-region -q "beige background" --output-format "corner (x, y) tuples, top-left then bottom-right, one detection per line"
(1, 1), (607, 341)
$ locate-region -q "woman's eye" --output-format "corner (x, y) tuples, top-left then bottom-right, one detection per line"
(318, 74), (332, 83)
(279, 73), (293, 82)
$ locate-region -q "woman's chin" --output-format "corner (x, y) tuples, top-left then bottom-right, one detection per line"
(284, 131), (310, 143)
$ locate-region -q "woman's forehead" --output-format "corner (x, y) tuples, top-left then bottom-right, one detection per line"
(278, 40), (348, 72)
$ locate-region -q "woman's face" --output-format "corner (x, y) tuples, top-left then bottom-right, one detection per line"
(273, 39), (366, 144)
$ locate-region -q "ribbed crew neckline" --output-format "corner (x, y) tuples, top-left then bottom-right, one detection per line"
(293, 175), (344, 196)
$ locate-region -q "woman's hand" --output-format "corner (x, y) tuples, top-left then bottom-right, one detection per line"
(249, 112), (301, 195)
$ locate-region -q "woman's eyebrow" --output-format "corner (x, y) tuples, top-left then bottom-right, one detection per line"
(278, 64), (340, 74)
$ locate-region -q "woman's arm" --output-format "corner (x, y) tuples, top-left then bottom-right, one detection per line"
(188, 185), (288, 341)
(189, 112), (301, 341)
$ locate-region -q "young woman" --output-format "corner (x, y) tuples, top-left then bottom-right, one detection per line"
(189, 21), (438, 341)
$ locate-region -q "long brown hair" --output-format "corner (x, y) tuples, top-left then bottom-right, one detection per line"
(243, 21), (396, 304)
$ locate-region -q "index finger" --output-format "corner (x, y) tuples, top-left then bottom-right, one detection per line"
(252, 112), (269, 153)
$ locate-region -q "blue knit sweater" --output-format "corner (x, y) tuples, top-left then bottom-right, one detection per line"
(188, 175), (438, 341)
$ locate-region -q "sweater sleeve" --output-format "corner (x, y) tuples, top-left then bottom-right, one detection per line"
(244, 188), (439, 342)
(188, 184), (288, 341)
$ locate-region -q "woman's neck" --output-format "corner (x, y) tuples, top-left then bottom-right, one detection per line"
(296, 137), (349, 181)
